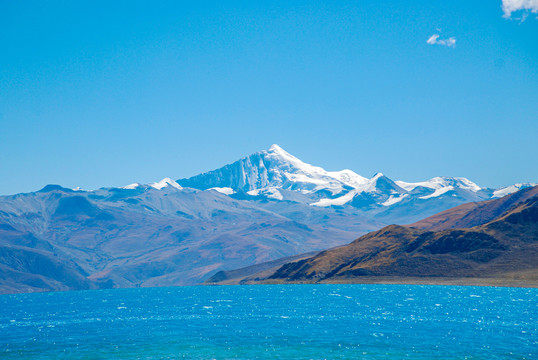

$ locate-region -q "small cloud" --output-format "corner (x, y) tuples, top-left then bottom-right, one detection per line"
(426, 34), (439, 45)
(427, 34), (456, 48)
(502, 0), (538, 19)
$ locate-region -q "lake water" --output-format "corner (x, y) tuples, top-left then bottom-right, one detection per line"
(0, 285), (536, 359)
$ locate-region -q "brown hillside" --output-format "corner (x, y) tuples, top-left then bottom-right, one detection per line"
(260, 194), (538, 286)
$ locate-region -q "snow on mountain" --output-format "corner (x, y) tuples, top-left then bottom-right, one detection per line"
(149, 178), (182, 190)
(311, 189), (358, 207)
(108, 144), (533, 214)
(177, 144), (367, 196)
(359, 173), (405, 194)
(260, 144), (370, 195)
(492, 183), (537, 198)
(381, 194), (409, 206)
(247, 187), (284, 200)
(178, 144), (535, 210)
(121, 178), (182, 191)
(419, 186), (454, 200)
(311, 173), (405, 207)
(326, 169), (369, 188)
(208, 187), (235, 195)
(395, 177), (481, 193)
(121, 183), (142, 189)
(266, 144), (369, 192)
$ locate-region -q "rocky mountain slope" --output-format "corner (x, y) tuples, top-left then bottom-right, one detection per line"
(0, 183), (381, 293)
(233, 186), (538, 287)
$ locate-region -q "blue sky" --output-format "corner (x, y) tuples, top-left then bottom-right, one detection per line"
(1, 1), (537, 195)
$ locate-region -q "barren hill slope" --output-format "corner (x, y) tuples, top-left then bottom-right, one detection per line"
(234, 187), (538, 287)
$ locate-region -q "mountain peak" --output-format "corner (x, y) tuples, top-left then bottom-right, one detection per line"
(38, 184), (73, 193)
(121, 183), (142, 190)
(265, 144), (301, 164)
(265, 145), (328, 178)
(372, 172), (385, 179)
(177, 145), (529, 209)
(120, 178), (182, 191)
(178, 144), (365, 195)
(268, 144), (284, 152)
(396, 176), (482, 193)
(150, 178), (182, 190)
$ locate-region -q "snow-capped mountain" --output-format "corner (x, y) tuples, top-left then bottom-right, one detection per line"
(492, 183), (537, 198)
(178, 144), (368, 196)
(111, 143), (533, 223)
(178, 144), (528, 214)
(121, 177), (182, 190)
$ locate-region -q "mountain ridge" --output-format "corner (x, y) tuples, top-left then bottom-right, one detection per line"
(177, 145), (535, 217)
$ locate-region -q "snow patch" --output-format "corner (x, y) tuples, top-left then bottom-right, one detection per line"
(396, 177), (481, 192)
(208, 187), (235, 195)
(311, 190), (357, 207)
(382, 194), (408, 206)
(122, 183), (142, 190)
(150, 178), (182, 190)
(264, 145), (362, 195)
(326, 169), (369, 188)
(492, 183), (537, 198)
(248, 187), (283, 200)
(456, 177), (482, 192)
(419, 186), (454, 200)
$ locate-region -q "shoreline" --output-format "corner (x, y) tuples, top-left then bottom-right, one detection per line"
(209, 275), (538, 288)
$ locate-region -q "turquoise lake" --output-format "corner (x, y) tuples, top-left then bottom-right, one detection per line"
(1, 285), (536, 359)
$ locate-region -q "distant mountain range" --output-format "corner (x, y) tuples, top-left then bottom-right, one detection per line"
(0, 145), (535, 293)
(178, 144), (534, 221)
(207, 185), (538, 287)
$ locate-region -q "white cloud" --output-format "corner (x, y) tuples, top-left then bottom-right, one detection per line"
(427, 34), (456, 48)
(502, 0), (538, 18)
